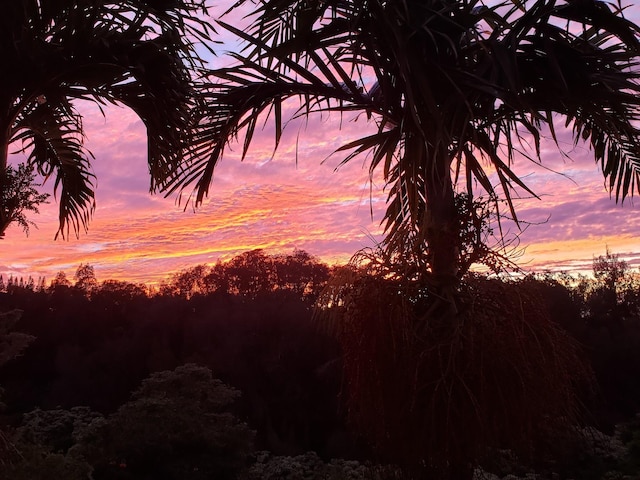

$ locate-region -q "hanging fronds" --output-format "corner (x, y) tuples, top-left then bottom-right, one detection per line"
(0, 0), (216, 238)
(317, 259), (593, 477)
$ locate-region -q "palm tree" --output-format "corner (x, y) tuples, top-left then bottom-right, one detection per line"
(0, 0), (215, 238)
(167, 1), (640, 477)
(173, 0), (640, 299)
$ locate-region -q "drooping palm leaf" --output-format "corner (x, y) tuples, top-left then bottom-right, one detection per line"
(0, 0), (215, 238)
(11, 97), (96, 239)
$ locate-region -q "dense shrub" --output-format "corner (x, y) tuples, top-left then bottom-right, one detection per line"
(241, 451), (403, 480)
(3, 365), (254, 480)
(320, 260), (592, 479)
(86, 364), (255, 480)
(1, 406), (99, 480)
(0, 443), (92, 480)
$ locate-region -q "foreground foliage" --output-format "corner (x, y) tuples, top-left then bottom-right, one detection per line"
(3, 250), (640, 478)
(319, 252), (592, 479)
(2, 365), (254, 480)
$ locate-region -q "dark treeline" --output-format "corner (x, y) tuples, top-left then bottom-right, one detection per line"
(2, 249), (640, 478)
(0, 251), (347, 455)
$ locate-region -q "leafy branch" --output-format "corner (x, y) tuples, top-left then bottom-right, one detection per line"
(0, 164), (50, 238)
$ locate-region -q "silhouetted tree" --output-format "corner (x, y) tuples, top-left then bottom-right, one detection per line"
(319, 257), (592, 479)
(174, 3), (640, 476)
(202, 262), (232, 296)
(94, 280), (147, 303)
(225, 250), (277, 298)
(594, 248), (629, 290)
(0, 164), (49, 238)
(73, 264), (97, 295)
(272, 250), (330, 301)
(49, 272), (71, 290)
(160, 250), (330, 301)
(161, 264), (212, 299)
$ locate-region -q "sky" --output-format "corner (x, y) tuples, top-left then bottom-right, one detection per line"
(2, 1), (640, 287)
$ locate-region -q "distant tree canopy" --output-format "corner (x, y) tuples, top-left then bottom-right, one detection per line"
(73, 264), (97, 293)
(6, 247), (640, 477)
(92, 280), (148, 304)
(50, 271), (71, 290)
(160, 249), (331, 300)
(0, 249), (330, 303)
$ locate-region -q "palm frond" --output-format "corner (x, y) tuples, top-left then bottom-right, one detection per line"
(1, 0), (215, 237)
(11, 98), (96, 239)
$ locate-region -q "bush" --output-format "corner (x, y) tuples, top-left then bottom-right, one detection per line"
(0, 407), (97, 480)
(2, 364), (254, 480)
(87, 363), (255, 480)
(320, 262), (593, 479)
(241, 451), (403, 480)
(0, 442), (92, 480)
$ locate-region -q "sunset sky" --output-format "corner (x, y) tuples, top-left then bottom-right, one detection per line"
(2, 2), (640, 286)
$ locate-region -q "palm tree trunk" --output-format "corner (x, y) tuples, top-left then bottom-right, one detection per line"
(424, 156), (459, 290)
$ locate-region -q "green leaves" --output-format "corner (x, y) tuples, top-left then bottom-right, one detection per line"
(0, 164), (50, 238)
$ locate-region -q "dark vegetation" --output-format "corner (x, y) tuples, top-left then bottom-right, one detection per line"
(166, 0), (640, 474)
(2, 249), (640, 479)
(2, 1), (640, 478)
